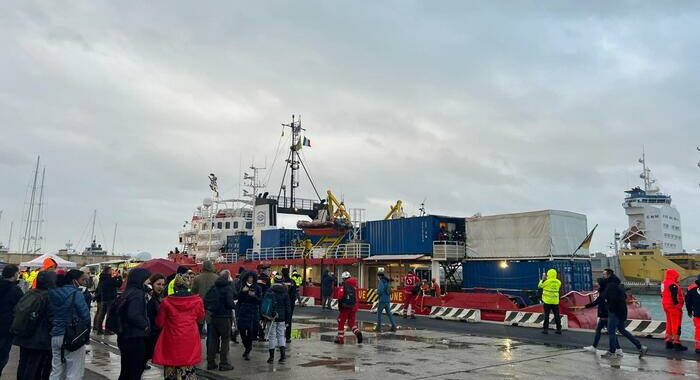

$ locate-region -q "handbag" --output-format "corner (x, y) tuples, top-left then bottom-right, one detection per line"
(63, 290), (91, 352)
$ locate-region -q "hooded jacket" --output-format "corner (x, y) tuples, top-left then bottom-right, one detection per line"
(48, 283), (91, 337)
(377, 274), (391, 304)
(118, 268), (151, 339)
(336, 278), (359, 312)
(14, 271), (56, 349)
(210, 274), (236, 318)
(268, 282), (291, 322)
(661, 269), (684, 309)
(585, 278), (611, 318)
(537, 269), (562, 305)
(236, 272), (262, 330)
(603, 274), (627, 320)
(153, 291), (205, 367)
(191, 260), (218, 300)
(685, 276), (700, 318)
(0, 277), (23, 336)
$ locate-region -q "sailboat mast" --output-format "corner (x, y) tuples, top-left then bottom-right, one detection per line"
(111, 224), (117, 256)
(7, 222), (13, 252)
(32, 167), (45, 253)
(90, 209), (97, 246)
(22, 156), (40, 254)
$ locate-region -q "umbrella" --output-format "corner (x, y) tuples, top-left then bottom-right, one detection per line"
(137, 258), (180, 277)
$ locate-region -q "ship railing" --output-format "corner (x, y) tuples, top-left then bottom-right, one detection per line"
(433, 241), (466, 261)
(270, 196), (317, 212)
(319, 243), (370, 259)
(243, 246), (307, 261)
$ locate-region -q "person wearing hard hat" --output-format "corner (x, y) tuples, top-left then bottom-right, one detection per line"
(334, 272), (362, 345)
(376, 268), (396, 332)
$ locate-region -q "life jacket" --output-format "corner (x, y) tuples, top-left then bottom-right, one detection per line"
(661, 269), (684, 309)
(403, 273), (418, 293)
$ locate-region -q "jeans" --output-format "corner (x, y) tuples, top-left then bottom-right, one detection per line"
(240, 327), (254, 353)
(322, 296), (332, 309)
(49, 336), (85, 380)
(0, 334), (13, 379)
(608, 312), (641, 353)
(592, 318), (619, 349)
(268, 321), (286, 350)
(207, 317), (232, 366)
(376, 302), (396, 330)
(543, 303), (562, 331)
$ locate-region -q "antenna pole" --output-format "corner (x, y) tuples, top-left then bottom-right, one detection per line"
(22, 156), (40, 255)
(111, 223), (117, 256)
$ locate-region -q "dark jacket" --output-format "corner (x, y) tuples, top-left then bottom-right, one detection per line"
(48, 284), (91, 337)
(14, 271), (56, 349)
(685, 279), (700, 318)
(268, 283), (291, 323)
(118, 268), (151, 339)
(210, 275), (236, 318)
(191, 260), (218, 300)
(321, 273), (336, 297)
(281, 273), (298, 305)
(99, 272), (122, 303)
(0, 278), (24, 336)
(377, 275), (391, 304)
(147, 292), (163, 336)
(585, 278), (610, 319)
(603, 274), (627, 320)
(236, 272), (261, 330)
(258, 272), (271, 294)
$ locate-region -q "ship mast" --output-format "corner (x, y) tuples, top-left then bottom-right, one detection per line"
(21, 156), (40, 255)
(32, 167), (45, 253)
(277, 115), (322, 206)
(90, 209), (97, 248)
(638, 149), (658, 193)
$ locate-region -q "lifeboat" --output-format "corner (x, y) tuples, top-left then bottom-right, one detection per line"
(297, 219), (352, 237)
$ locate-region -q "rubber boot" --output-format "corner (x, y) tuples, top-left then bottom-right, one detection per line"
(334, 335), (344, 344)
(354, 329), (363, 344)
(674, 343), (688, 351)
(279, 347), (286, 363)
(267, 349), (275, 364)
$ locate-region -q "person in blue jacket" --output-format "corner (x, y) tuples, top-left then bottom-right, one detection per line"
(49, 269), (91, 380)
(376, 268), (397, 332)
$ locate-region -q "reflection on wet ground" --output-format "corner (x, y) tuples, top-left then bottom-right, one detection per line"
(80, 314), (700, 380)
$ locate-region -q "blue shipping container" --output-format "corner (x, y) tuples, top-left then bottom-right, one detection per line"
(261, 229), (303, 249)
(462, 259), (592, 295)
(225, 235), (253, 254)
(362, 215), (465, 255)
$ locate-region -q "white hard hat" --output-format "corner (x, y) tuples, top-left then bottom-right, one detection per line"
(341, 271), (351, 279)
(377, 267), (385, 274)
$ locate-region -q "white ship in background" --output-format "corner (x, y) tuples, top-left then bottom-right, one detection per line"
(621, 151), (683, 253)
(178, 168), (265, 260)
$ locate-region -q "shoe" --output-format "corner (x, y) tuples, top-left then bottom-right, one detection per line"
(373, 326), (382, 333)
(402, 314), (407, 319)
(334, 337), (344, 345)
(207, 363), (217, 371)
(390, 326), (397, 332)
(279, 347), (286, 363)
(267, 349), (275, 364)
(541, 330), (549, 335)
(583, 346), (597, 352)
(601, 351), (622, 359)
(638, 345), (648, 359)
(286, 338), (292, 343)
(243, 348), (251, 360)
(555, 330), (562, 335)
(219, 363), (234, 371)
(695, 349), (700, 354)
(355, 331), (363, 344)
(674, 343), (688, 351)
(666, 341), (674, 349)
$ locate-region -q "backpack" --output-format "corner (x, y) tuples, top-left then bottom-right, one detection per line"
(204, 286), (221, 313)
(260, 291), (277, 320)
(11, 290), (47, 337)
(340, 283), (356, 309)
(63, 291), (90, 352)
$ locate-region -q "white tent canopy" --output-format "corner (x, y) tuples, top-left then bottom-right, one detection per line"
(20, 252), (77, 269)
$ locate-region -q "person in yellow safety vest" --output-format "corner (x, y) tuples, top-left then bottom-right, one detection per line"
(167, 266), (191, 296)
(290, 270), (303, 287)
(538, 268), (562, 334)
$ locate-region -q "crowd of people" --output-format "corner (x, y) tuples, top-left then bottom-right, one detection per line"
(3, 259), (700, 380)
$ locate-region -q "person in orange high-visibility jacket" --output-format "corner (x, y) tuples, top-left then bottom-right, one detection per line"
(662, 269), (688, 351)
(31, 258), (57, 288)
(685, 275), (700, 353)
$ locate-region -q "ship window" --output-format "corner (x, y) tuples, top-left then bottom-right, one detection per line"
(246, 222), (252, 229)
(233, 222), (239, 229)
(226, 222), (231, 229)
(217, 222), (223, 229)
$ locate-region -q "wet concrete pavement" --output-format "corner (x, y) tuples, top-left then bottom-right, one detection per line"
(75, 308), (700, 380)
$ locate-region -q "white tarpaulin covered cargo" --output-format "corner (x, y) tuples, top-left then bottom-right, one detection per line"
(466, 210), (589, 258)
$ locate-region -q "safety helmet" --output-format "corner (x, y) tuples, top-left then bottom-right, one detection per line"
(341, 271), (351, 279)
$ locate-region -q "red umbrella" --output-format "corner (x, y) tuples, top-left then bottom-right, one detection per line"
(138, 258), (181, 277)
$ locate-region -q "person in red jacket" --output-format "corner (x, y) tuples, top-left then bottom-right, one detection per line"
(335, 272), (363, 345)
(153, 274), (205, 379)
(661, 269), (688, 351)
(402, 269), (419, 319)
(685, 275), (700, 354)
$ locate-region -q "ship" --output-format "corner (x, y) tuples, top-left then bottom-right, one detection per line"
(616, 152), (700, 284)
(170, 115), (652, 329)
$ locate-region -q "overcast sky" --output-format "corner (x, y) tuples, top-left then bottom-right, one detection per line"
(1, 1), (699, 257)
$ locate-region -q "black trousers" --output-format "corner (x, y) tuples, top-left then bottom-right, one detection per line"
(207, 317), (231, 366)
(117, 336), (146, 380)
(285, 302), (295, 340)
(17, 347), (52, 380)
(240, 327), (254, 352)
(543, 303), (562, 331)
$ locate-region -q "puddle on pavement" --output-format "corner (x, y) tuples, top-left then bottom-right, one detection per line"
(299, 358), (358, 372)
